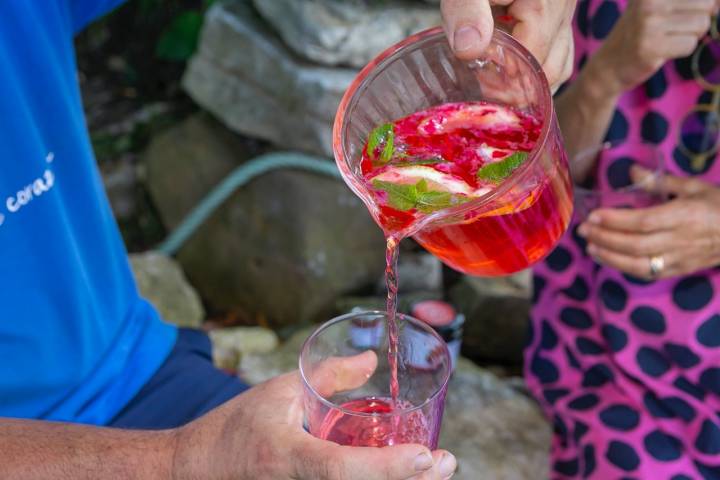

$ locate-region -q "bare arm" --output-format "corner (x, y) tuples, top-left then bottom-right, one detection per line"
(0, 366), (456, 480)
(558, 0), (716, 184)
(555, 51), (624, 184)
(0, 419), (173, 480)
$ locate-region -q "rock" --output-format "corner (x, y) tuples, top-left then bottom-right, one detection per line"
(130, 251), (205, 328)
(375, 252), (443, 295)
(441, 358), (550, 480)
(144, 114), (386, 329)
(240, 325), (316, 385)
(209, 326), (279, 371)
(334, 291), (445, 317)
(183, 1), (356, 157)
(241, 328), (550, 479)
(449, 271), (532, 365)
(252, 0), (440, 68)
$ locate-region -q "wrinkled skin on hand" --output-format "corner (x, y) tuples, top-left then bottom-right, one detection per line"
(579, 166), (720, 280)
(172, 352), (458, 480)
(441, 0), (578, 90)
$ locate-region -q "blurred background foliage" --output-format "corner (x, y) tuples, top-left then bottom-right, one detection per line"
(74, 0), (264, 251)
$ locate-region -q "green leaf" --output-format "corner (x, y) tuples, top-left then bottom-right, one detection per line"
(393, 156), (447, 167)
(372, 180), (419, 211)
(380, 129), (394, 163)
(372, 178), (470, 213)
(367, 123), (394, 163)
(416, 190), (455, 213)
(477, 151), (529, 183)
(156, 11), (204, 62)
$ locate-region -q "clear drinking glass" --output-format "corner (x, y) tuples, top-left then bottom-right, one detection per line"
(333, 27), (573, 277)
(573, 142), (667, 221)
(300, 311), (451, 448)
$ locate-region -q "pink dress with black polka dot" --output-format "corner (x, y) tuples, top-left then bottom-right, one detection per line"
(525, 1), (720, 478)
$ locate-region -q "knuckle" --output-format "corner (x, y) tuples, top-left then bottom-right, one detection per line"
(704, 0), (718, 12)
(697, 16), (712, 36)
(628, 241), (645, 256)
(681, 38), (699, 56)
(638, 0), (655, 15)
(315, 457), (340, 480)
(636, 266), (653, 280)
(325, 448), (350, 480)
(638, 217), (655, 233)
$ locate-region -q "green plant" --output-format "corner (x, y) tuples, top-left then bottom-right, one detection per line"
(154, 0), (218, 62)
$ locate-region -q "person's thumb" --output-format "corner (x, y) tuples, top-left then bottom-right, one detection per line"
(441, 0), (495, 59)
(631, 164), (707, 197)
(293, 436), (456, 480)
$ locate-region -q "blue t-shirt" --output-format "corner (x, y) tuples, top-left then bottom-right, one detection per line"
(0, 1), (177, 424)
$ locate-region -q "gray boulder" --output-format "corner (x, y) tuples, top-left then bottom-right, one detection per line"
(450, 271), (532, 365)
(183, 1), (356, 157)
(129, 251), (205, 328)
(441, 358), (550, 480)
(143, 114), (386, 329)
(252, 0), (440, 68)
(375, 252), (443, 295)
(209, 326), (279, 371)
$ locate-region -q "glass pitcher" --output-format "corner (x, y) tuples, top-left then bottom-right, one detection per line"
(333, 27), (573, 277)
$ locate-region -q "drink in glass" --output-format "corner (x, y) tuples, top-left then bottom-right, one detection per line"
(573, 142), (667, 221)
(300, 311), (451, 448)
(333, 27), (573, 277)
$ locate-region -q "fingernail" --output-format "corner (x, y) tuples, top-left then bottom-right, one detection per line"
(414, 452), (433, 472)
(588, 213), (601, 224)
(578, 224), (588, 237)
(453, 26), (482, 52)
(439, 453), (457, 478)
(587, 244), (597, 255)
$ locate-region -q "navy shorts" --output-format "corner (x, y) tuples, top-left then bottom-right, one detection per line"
(108, 328), (249, 429)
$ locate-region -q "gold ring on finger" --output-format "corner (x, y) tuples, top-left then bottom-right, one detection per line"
(649, 255), (665, 279)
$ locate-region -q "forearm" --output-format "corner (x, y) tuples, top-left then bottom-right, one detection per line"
(0, 418), (175, 480)
(556, 50), (626, 183)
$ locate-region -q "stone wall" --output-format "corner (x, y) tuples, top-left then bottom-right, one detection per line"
(169, 0), (535, 362)
(183, 0), (441, 157)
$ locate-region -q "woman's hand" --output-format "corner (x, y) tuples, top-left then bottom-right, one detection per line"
(440, 0), (577, 90)
(593, 0), (716, 95)
(578, 167), (720, 280)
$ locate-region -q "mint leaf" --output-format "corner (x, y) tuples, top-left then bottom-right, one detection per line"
(416, 190), (455, 213)
(373, 178), (470, 213)
(372, 179), (418, 211)
(380, 128), (395, 163)
(367, 123), (394, 164)
(394, 156), (447, 167)
(477, 151), (529, 183)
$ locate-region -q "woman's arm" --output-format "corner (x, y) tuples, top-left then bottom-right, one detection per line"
(557, 0), (716, 184)
(555, 52), (624, 184)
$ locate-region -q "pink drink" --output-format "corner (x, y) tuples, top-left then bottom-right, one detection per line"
(317, 398), (431, 447)
(367, 102), (569, 416)
(385, 236), (401, 406)
(318, 26), (571, 450)
(300, 312), (451, 449)
(334, 28), (573, 279)
(362, 101), (571, 276)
